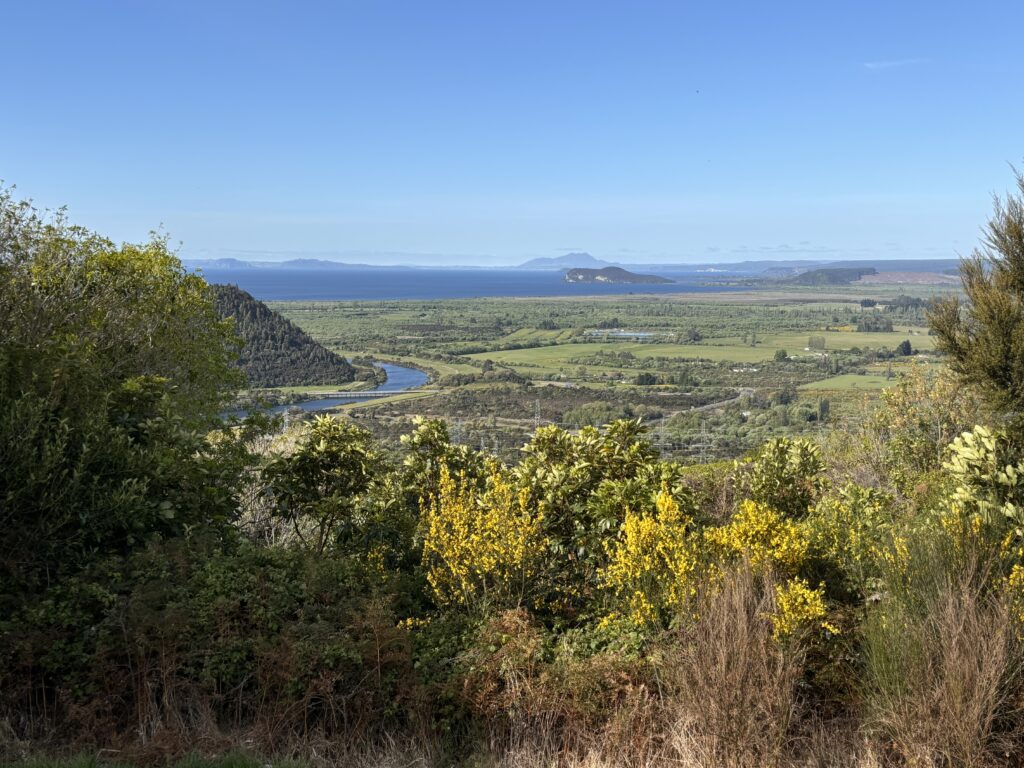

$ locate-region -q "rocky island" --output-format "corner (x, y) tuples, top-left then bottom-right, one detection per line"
(564, 266), (674, 284)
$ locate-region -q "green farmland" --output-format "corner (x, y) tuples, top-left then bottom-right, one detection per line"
(266, 289), (947, 460)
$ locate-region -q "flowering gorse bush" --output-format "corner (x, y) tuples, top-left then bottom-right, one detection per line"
(600, 487), (700, 626)
(770, 578), (835, 641)
(422, 462), (547, 614)
(705, 499), (810, 575)
(808, 484), (894, 598)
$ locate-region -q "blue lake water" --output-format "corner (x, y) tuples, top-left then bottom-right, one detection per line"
(197, 268), (739, 302)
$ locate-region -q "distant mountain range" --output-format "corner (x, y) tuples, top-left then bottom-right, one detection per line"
(517, 252), (612, 270)
(184, 253), (962, 277)
(186, 257), (378, 271)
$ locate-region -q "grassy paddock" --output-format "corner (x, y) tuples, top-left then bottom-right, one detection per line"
(467, 329), (935, 371)
(799, 373), (897, 391)
(266, 290), (949, 459)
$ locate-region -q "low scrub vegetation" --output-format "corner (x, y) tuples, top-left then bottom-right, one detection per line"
(6, 175), (1024, 767)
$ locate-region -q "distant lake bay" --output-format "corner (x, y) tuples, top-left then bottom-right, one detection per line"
(197, 268), (740, 301)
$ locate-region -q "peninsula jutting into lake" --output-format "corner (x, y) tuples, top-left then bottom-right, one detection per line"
(563, 266), (674, 284)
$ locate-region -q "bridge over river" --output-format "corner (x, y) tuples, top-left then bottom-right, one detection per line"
(306, 387), (438, 400)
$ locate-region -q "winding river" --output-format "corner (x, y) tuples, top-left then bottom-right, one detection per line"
(242, 362), (429, 416)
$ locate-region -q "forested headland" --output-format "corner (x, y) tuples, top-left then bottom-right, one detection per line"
(211, 283), (357, 388)
(5, 173), (1024, 768)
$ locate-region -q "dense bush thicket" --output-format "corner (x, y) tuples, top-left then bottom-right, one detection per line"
(5, 174), (1024, 768)
(0, 190), (245, 606)
(855, 314), (894, 332)
(212, 284), (356, 388)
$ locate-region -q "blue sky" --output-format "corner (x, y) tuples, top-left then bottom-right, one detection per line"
(3, 1), (1023, 265)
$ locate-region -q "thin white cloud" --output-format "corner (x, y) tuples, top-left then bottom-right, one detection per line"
(863, 57), (928, 71)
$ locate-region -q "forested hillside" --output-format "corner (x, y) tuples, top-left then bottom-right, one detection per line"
(212, 283), (356, 387)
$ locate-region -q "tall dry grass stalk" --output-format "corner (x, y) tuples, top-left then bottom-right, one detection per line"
(480, 721), (881, 768)
(466, 566), (885, 768)
(660, 565), (803, 768)
(863, 568), (1023, 767)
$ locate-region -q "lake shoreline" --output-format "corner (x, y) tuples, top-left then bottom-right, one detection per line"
(198, 267), (745, 302)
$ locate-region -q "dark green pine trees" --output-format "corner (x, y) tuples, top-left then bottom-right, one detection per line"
(212, 283), (356, 387)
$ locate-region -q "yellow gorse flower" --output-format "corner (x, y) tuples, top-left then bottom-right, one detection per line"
(705, 499), (809, 575)
(601, 487), (699, 627)
(1004, 565), (1024, 626)
(808, 485), (892, 595)
(422, 463), (547, 613)
(770, 578), (835, 641)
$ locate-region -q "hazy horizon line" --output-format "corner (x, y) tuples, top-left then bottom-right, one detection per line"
(182, 254), (962, 269)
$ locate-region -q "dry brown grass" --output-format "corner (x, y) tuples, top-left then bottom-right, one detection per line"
(474, 721), (881, 768)
(457, 609), (665, 765)
(863, 568), (1024, 767)
(455, 566), (878, 768)
(12, 564), (1024, 767)
(659, 566), (803, 768)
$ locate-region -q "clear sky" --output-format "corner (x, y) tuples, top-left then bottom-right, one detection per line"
(4, 1), (1023, 265)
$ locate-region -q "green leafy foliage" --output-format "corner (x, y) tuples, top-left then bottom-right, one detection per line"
(856, 314), (894, 332)
(944, 425), (1024, 532)
(264, 416), (408, 556)
(930, 170), (1024, 418)
(0, 191), (247, 600)
(743, 437), (825, 518)
(4, 540), (419, 745)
